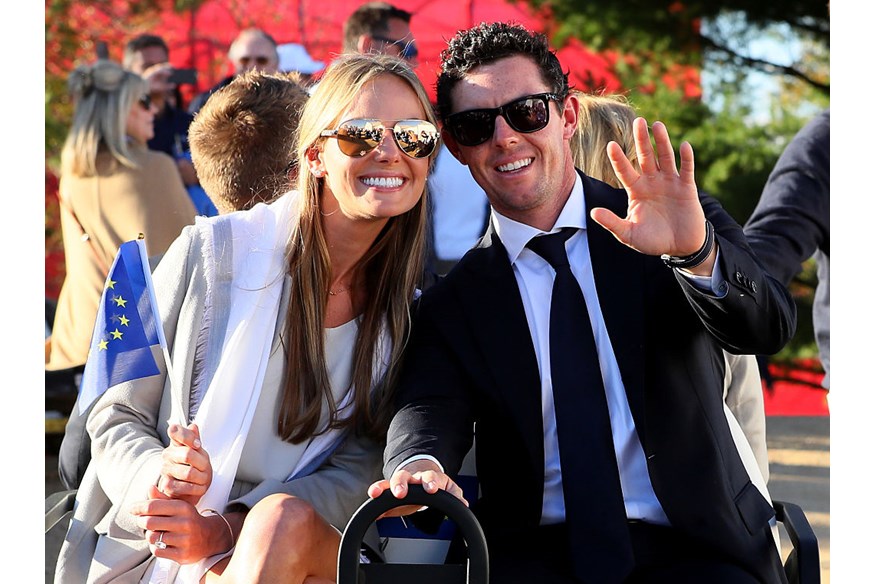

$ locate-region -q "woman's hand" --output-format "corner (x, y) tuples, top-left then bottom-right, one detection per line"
(130, 485), (232, 564)
(157, 423), (212, 506)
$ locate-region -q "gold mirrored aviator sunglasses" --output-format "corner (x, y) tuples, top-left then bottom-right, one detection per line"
(320, 118), (439, 159)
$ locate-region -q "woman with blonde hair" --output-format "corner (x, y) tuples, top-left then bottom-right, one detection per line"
(47, 59), (196, 371)
(55, 52), (440, 584)
(569, 91), (638, 182)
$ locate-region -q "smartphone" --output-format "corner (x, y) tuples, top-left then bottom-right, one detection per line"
(167, 68), (197, 85)
(96, 41), (109, 60)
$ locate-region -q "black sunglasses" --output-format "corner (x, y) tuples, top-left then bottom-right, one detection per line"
(137, 94), (152, 111)
(320, 118), (439, 159)
(372, 35), (419, 60)
(444, 92), (564, 147)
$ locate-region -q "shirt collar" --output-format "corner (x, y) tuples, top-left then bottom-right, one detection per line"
(492, 172), (587, 264)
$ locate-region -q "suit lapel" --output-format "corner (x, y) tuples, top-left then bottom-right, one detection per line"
(456, 228), (545, 469)
(581, 173), (647, 423)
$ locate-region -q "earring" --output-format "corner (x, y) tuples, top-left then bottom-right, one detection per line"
(313, 169), (324, 177)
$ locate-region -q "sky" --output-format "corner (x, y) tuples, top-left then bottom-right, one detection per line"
(700, 15), (807, 123)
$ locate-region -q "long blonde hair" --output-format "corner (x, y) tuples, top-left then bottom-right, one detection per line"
(570, 91), (638, 187)
(279, 53), (438, 443)
(61, 59), (149, 177)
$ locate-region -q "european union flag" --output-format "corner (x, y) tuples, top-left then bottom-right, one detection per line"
(77, 238), (164, 414)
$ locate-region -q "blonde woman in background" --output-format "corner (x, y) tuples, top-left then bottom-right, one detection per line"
(55, 53), (440, 584)
(46, 59), (197, 372)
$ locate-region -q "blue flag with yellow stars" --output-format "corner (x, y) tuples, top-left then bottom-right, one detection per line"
(77, 238), (164, 414)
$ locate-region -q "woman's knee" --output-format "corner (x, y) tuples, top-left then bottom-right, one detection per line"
(245, 494), (323, 543)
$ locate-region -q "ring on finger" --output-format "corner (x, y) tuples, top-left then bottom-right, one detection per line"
(155, 531), (167, 550)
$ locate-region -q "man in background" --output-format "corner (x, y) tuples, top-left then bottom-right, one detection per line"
(342, 2), (418, 64)
(187, 27), (279, 115)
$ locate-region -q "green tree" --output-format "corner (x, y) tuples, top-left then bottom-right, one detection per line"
(533, 0), (829, 96)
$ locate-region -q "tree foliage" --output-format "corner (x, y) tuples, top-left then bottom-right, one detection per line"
(532, 0), (829, 95)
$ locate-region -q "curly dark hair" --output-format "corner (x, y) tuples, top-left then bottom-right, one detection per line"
(436, 22), (569, 120)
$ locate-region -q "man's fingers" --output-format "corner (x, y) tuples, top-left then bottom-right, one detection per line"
(389, 470), (415, 498)
(590, 208), (630, 246)
(439, 479), (469, 507)
(387, 467), (442, 498)
(606, 141), (637, 189)
(368, 479), (391, 499)
(632, 117), (657, 174)
(679, 141), (695, 184)
(651, 120), (678, 175)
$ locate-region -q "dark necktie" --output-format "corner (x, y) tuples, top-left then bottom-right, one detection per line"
(527, 228), (634, 583)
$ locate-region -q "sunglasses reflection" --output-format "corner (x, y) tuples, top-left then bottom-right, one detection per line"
(323, 119), (438, 159)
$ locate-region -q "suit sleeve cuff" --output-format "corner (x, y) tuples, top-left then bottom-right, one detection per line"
(677, 248), (727, 297)
(393, 454), (445, 477)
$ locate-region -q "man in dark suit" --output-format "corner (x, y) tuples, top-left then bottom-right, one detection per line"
(368, 22), (796, 583)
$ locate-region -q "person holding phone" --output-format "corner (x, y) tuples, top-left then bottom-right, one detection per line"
(123, 33), (217, 216)
(167, 67), (198, 86)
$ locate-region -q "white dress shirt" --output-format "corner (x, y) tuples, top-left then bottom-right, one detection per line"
(492, 174), (671, 525)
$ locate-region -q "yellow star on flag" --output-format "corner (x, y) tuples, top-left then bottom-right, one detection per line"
(118, 315), (130, 326)
(110, 329), (123, 340)
(98, 339), (109, 351)
(106, 278), (116, 290)
(112, 295), (128, 308)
